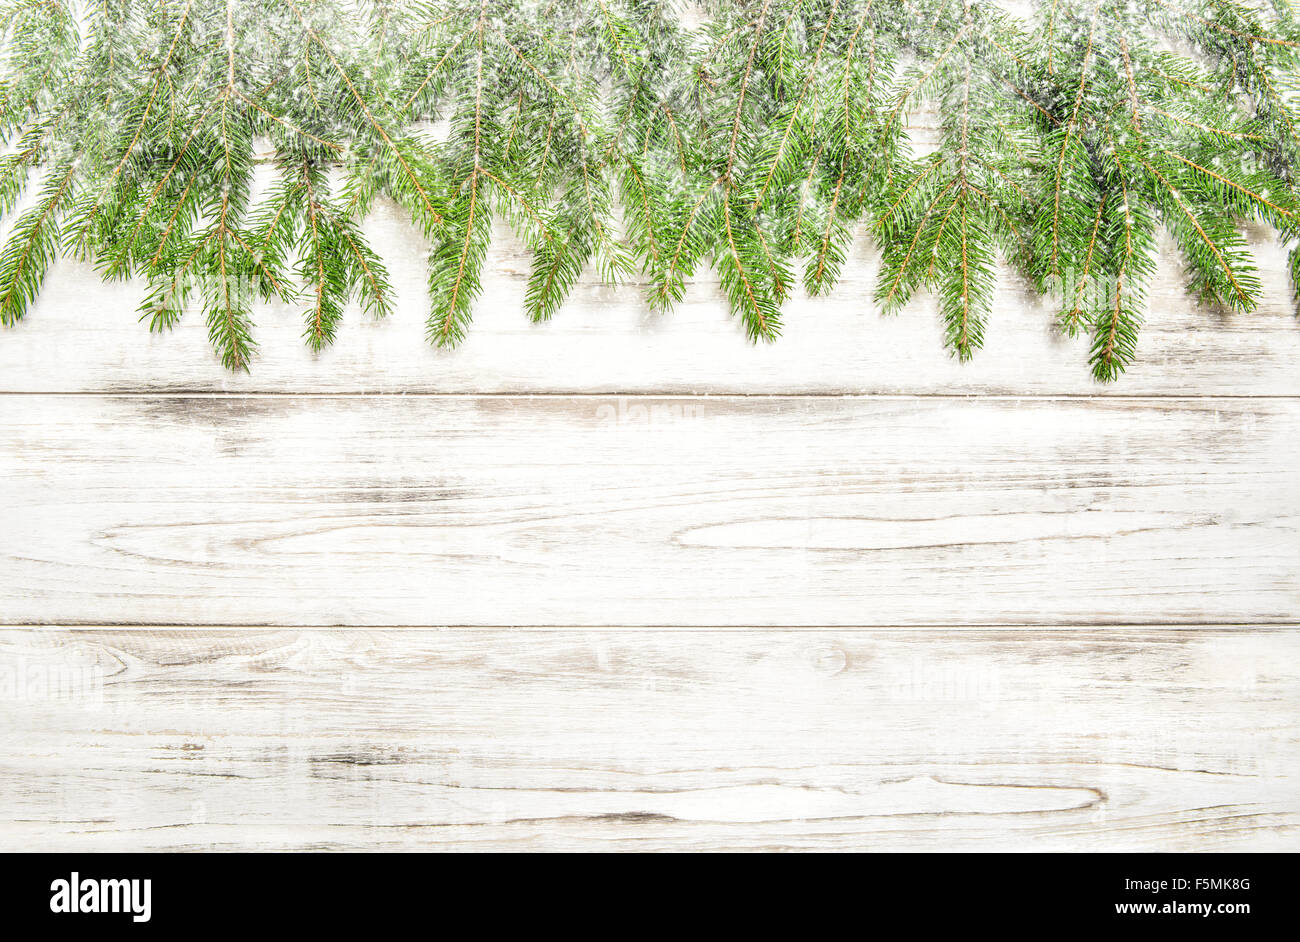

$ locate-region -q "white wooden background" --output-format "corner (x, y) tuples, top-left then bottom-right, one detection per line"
(1, 202), (1298, 851)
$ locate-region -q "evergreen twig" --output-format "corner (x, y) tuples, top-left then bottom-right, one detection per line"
(0, 0), (1296, 380)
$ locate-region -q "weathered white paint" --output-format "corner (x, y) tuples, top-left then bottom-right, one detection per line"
(1, 395), (1296, 626)
(0, 628), (1294, 851)
(0, 191), (1297, 850)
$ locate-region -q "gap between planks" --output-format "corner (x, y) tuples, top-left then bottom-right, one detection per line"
(3, 391), (1300, 399)
(5, 624), (1299, 631)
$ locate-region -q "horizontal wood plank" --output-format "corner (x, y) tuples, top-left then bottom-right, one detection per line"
(1, 206), (1297, 395)
(0, 627), (1295, 851)
(1, 395), (1296, 626)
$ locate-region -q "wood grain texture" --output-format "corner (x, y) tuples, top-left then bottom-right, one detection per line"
(3, 157), (1298, 852)
(1, 627), (1295, 851)
(1, 207), (1297, 396)
(1, 395), (1296, 626)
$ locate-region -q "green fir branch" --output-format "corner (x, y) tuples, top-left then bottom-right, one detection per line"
(0, 0), (1296, 382)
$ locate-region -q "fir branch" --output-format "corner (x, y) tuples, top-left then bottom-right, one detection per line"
(0, 160), (75, 325)
(0, 0), (1296, 381)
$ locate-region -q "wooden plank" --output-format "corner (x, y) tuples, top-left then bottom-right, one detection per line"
(1, 395), (1296, 626)
(1, 207), (1298, 395)
(0, 627), (1295, 851)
